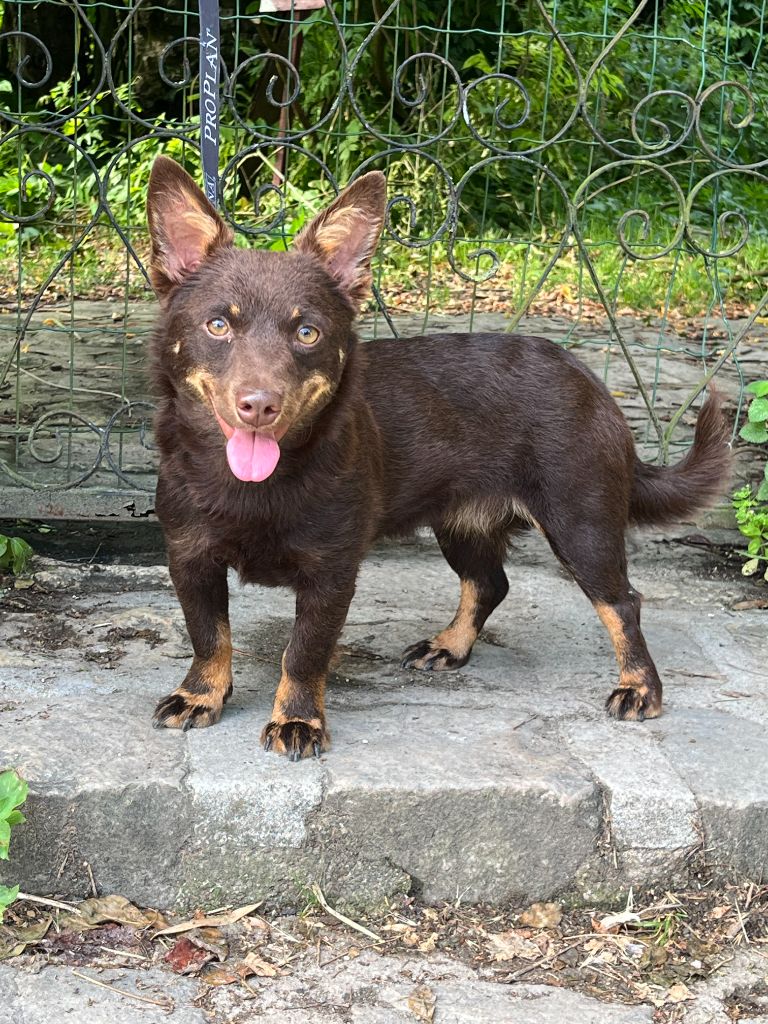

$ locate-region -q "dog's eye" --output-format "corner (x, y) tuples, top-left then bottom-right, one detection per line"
(205, 317), (229, 338)
(296, 325), (320, 346)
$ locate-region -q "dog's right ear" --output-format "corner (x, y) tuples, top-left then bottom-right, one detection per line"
(147, 156), (233, 300)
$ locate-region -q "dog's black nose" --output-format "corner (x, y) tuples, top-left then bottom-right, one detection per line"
(235, 389), (282, 428)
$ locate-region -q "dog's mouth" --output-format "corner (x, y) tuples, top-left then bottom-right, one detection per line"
(212, 404), (286, 483)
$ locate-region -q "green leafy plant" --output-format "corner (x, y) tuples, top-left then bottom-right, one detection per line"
(733, 487), (768, 579)
(0, 534), (34, 577)
(732, 380), (768, 579)
(0, 769), (29, 921)
(739, 380), (768, 456)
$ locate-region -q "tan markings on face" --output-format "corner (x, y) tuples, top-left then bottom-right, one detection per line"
(185, 367), (216, 401)
(431, 579), (480, 659)
(595, 603), (630, 665)
(291, 306), (301, 320)
(338, 347), (345, 363)
(172, 340), (182, 355)
(297, 371), (333, 413)
(229, 304), (240, 317)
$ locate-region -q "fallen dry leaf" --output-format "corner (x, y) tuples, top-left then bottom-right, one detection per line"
(0, 918), (52, 960)
(418, 932), (438, 953)
(187, 927), (227, 962)
(709, 905), (732, 920)
(60, 895), (165, 933)
(202, 966), (239, 986)
(154, 902), (261, 937)
(486, 930), (541, 962)
(665, 982), (693, 1004)
(408, 985), (436, 1022)
(593, 910), (641, 933)
(164, 936), (213, 975)
(238, 951), (281, 978)
(519, 902), (563, 929)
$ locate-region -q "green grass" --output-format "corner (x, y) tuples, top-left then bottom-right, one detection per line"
(3, 221), (767, 318)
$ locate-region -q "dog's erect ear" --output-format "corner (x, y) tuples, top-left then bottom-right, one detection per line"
(294, 171), (387, 307)
(147, 156), (233, 299)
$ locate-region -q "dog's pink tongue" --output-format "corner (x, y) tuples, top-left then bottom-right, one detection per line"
(225, 429), (280, 482)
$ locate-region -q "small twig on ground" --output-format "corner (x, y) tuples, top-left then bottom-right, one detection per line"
(320, 937), (395, 969)
(238, 976), (259, 998)
(733, 896), (751, 945)
(17, 892), (83, 915)
(287, 1002), (352, 1012)
(55, 851), (71, 881)
(71, 970), (172, 1010)
(99, 946), (150, 961)
(84, 861), (98, 897)
(311, 884), (383, 944)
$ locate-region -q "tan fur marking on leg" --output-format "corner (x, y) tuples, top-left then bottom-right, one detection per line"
(432, 579), (480, 658)
(597, 603), (662, 719)
(262, 651), (329, 757)
(595, 602), (630, 664)
(198, 620), (233, 697)
(153, 621), (233, 729)
(269, 651), (325, 725)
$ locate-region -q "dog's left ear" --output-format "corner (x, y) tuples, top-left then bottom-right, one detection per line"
(294, 172), (387, 308)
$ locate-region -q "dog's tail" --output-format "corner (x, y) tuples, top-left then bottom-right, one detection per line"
(629, 389), (732, 527)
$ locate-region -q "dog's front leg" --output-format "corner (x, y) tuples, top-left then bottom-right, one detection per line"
(153, 553), (232, 730)
(262, 571), (357, 761)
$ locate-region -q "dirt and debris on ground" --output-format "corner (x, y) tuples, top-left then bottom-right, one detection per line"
(1, 881), (767, 1022)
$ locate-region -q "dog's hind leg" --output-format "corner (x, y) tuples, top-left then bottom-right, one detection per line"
(542, 518), (662, 721)
(153, 553), (233, 730)
(402, 527), (509, 671)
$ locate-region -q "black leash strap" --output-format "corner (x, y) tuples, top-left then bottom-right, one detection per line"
(199, 0), (220, 207)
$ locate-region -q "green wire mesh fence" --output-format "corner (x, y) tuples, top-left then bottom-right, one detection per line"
(0, 0), (766, 517)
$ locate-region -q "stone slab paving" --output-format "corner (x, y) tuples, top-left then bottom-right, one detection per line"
(0, 958), (656, 1023)
(1, 945), (767, 1023)
(0, 528), (766, 912)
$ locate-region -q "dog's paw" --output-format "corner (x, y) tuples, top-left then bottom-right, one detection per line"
(261, 718), (329, 762)
(153, 690), (226, 731)
(401, 639), (470, 671)
(605, 685), (661, 722)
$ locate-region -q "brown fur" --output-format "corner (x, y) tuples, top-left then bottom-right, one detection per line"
(146, 156), (731, 758)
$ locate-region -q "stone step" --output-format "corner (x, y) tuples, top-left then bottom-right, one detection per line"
(1, 533), (765, 910)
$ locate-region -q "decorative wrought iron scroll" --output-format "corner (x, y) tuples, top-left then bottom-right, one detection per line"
(0, 0), (766, 506)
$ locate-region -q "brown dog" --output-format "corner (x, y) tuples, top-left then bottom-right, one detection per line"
(146, 155), (731, 760)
